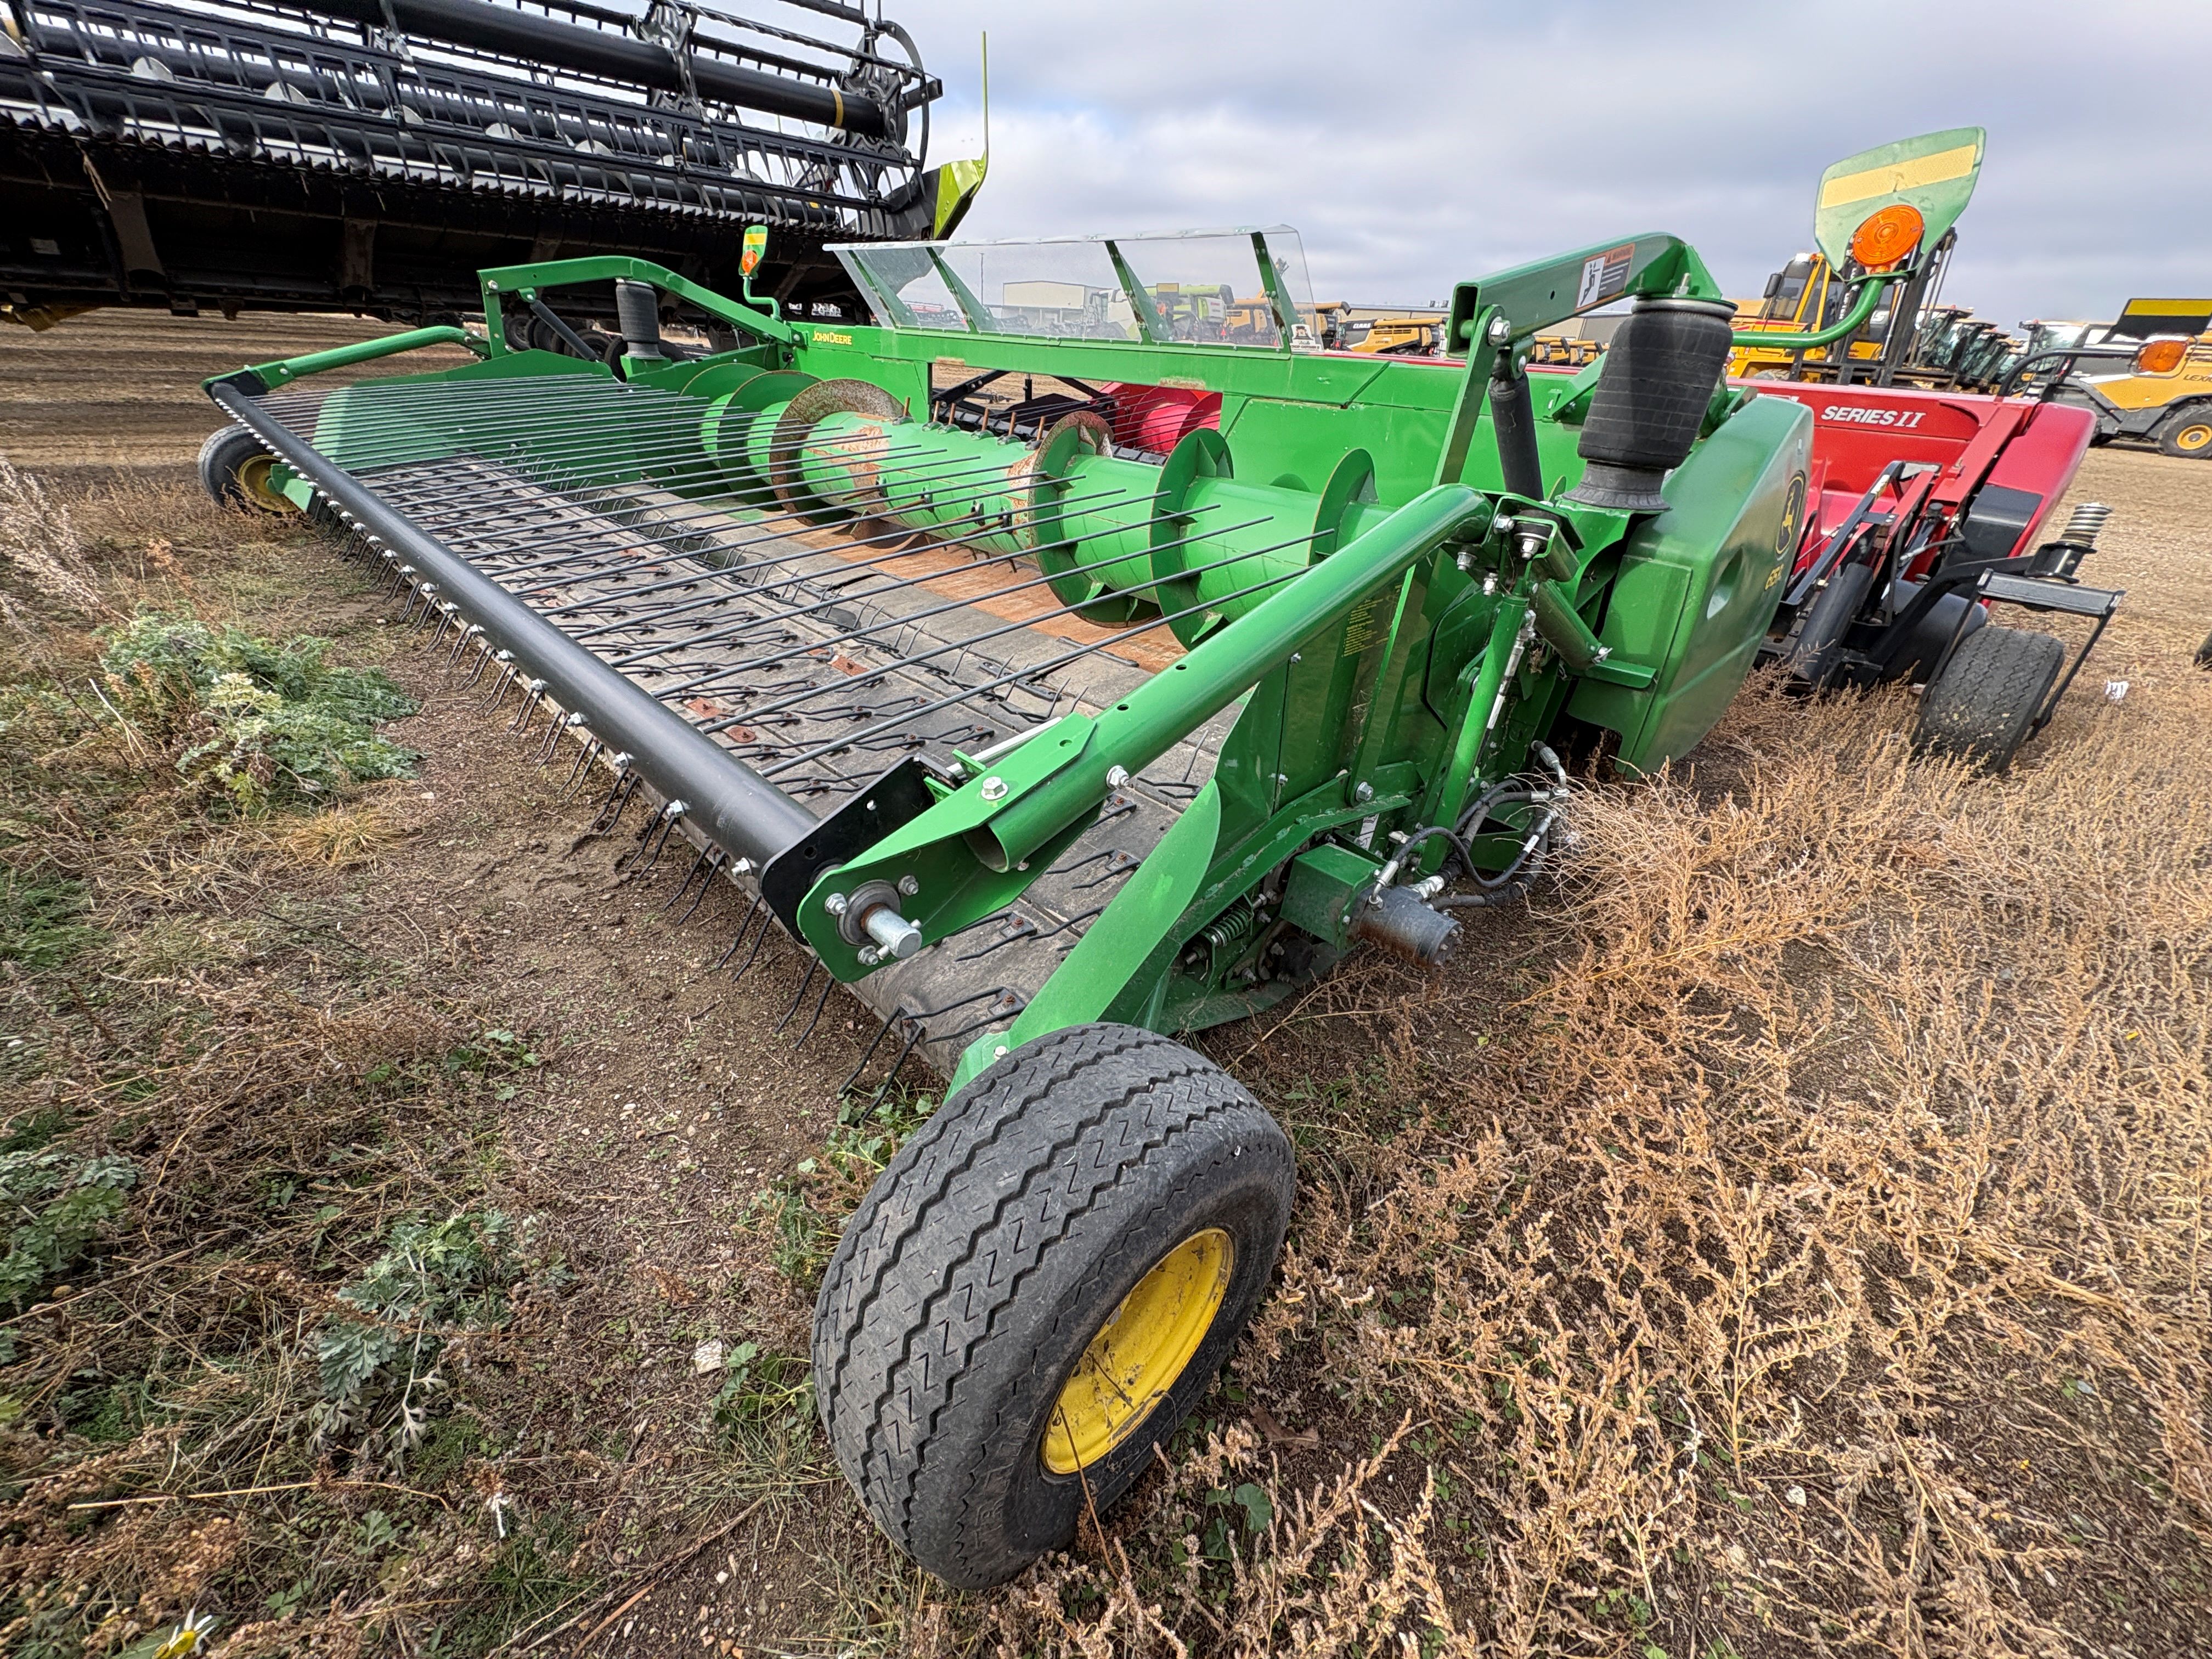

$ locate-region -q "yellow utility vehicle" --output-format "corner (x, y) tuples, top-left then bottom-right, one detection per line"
(1727, 251), (1889, 378)
(2000, 300), (2212, 459)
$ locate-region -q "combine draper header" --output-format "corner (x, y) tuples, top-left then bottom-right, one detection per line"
(2, 0), (972, 326)
(204, 219), (1828, 1585)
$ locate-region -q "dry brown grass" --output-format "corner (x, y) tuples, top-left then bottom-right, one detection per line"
(0, 470), (592, 1657)
(7, 426), (2209, 1656)
(889, 659), (2212, 1656)
(271, 790), (421, 869)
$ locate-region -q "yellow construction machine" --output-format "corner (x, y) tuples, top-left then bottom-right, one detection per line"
(1726, 251), (1889, 378)
(1999, 300), (2212, 459)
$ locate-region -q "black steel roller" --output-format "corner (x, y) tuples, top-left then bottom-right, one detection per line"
(309, 0), (894, 138)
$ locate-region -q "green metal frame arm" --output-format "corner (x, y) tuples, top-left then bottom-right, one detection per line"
(946, 780), (1226, 1090)
(1728, 269), (1900, 351)
(977, 484), (1488, 873)
(1249, 230), (1298, 351)
(205, 325), (487, 393)
(475, 255), (798, 346)
(794, 483), (1492, 980)
(930, 250), (1000, 334)
(1448, 233), (1724, 349)
(1103, 240), (1163, 345)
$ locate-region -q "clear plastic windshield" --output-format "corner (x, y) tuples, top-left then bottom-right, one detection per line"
(830, 227), (1321, 350)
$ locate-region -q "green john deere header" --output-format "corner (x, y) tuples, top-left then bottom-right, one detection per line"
(198, 215), (1923, 1588)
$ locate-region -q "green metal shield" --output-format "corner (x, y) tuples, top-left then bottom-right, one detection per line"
(1812, 127), (1984, 269)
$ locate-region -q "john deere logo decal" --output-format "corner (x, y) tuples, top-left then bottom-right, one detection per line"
(1776, 472), (1808, 556)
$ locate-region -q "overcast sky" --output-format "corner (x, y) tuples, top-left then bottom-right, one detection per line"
(897, 0), (2209, 328)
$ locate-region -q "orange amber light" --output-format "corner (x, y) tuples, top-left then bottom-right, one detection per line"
(2135, 338), (2188, 374)
(1849, 204), (1925, 272)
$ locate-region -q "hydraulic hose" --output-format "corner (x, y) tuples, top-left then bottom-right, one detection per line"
(1727, 269), (1901, 353)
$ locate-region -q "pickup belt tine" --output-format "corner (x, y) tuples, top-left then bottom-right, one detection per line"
(729, 902), (776, 982)
(506, 449), (1132, 597)
(956, 913), (1038, 962)
(773, 960), (820, 1035)
(932, 989), (1028, 1050)
(1071, 849), (1142, 890)
(838, 1001), (913, 1098)
(330, 416), (956, 528)
(585, 485), (1187, 667)
(672, 850), (726, 926)
(537, 710), (584, 766)
(860, 1020), (926, 1114)
(447, 624), (484, 676)
(508, 679), (546, 736)
(285, 391), (911, 494)
(559, 738), (602, 799)
(617, 804), (684, 876)
(417, 446), (1020, 576)
(751, 533), (1319, 774)
(465, 643), (505, 697)
(589, 769), (641, 835)
(478, 653), (516, 710)
(661, 844), (714, 915)
(659, 501), (1244, 709)
(538, 472), (1155, 622)
(714, 896), (765, 970)
(279, 393), (932, 487)
(789, 973), (835, 1049)
(610, 811), (652, 874)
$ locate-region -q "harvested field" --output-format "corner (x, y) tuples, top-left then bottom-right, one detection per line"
(2, 313), (2209, 1658)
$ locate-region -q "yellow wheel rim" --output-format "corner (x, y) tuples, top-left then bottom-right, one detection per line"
(2176, 422), (2212, 454)
(1044, 1227), (1232, 1475)
(235, 454), (299, 513)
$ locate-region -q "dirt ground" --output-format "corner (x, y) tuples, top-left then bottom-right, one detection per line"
(4, 312), (2209, 1659)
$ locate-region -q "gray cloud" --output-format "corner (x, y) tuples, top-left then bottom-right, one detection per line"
(906, 0), (2210, 328)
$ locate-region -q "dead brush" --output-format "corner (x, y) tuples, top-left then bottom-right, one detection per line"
(890, 640), (2212, 1656)
(271, 786), (421, 868)
(0, 454), (116, 629)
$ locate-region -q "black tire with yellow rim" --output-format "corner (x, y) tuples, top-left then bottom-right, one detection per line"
(2158, 404), (2212, 460)
(197, 424), (300, 513)
(812, 1023), (1294, 1588)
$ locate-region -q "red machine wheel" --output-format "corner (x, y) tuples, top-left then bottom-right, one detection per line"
(1912, 625), (2065, 774)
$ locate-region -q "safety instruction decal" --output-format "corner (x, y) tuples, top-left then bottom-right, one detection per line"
(1576, 244), (1635, 309)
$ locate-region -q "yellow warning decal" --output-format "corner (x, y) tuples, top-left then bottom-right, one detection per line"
(1818, 143), (1979, 209)
(1341, 594), (1383, 657)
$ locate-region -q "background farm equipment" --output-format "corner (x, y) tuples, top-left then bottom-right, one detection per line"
(1728, 128), (1983, 389)
(1753, 379), (2121, 771)
(196, 214), (1835, 1586)
(0, 0), (979, 331)
(1995, 299), (2212, 459)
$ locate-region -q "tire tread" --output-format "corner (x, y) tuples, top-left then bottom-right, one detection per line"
(1912, 624), (2065, 773)
(813, 1024), (1286, 1581)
